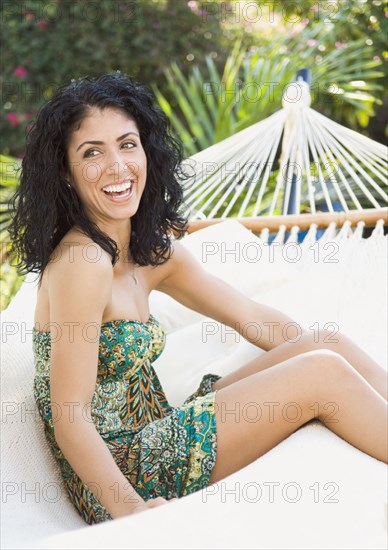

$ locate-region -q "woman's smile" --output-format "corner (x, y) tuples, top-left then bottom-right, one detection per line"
(66, 106), (147, 221)
(101, 176), (136, 202)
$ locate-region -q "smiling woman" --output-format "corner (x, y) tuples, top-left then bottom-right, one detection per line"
(76, 128), (141, 201)
(66, 109), (148, 227)
(9, 72), (188, 276)
(6, 72), (388, 526)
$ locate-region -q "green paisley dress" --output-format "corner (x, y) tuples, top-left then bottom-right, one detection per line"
(33, 314), (222, 524)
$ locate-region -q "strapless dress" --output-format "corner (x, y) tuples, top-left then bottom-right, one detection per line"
(33, 314), (222, 524)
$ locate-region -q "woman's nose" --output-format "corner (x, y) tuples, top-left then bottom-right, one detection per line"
(106, 160), (127, 176)
(105, 153), (130, 179)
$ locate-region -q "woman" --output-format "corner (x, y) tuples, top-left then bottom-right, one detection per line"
(9, 72), (387, 525)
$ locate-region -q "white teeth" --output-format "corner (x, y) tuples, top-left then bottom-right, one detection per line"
(102, 180), (133, 193)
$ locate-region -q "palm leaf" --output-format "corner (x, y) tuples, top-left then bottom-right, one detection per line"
(155, 26), (384, 158)
(0, 155), (25, 311)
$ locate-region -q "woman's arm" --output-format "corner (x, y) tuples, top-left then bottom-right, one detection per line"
(48, 240), (146, 519)
(156, 240), (307, 351)
(157, 241), (387, 400)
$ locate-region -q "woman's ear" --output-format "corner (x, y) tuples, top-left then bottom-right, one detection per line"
(60, 170), (72, 188)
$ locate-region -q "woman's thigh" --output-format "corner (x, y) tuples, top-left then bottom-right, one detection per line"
(209, 349), (341, 484)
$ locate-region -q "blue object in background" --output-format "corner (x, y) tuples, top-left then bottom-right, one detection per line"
(297, 201), (344, 243)
(267, 201), (345, 244)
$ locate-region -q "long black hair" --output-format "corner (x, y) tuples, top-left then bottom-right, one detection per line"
(8, 72), (189, 283)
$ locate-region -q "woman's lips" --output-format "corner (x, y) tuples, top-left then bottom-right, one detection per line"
(102, 186), (134, 202)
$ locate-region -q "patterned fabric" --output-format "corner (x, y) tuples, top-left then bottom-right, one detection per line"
(33, 314), (222, 524)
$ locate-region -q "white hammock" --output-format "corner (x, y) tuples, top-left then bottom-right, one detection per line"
(180, 73), (388, 236)
(1, 72), (387, 550)
(1, 219), (387, 549)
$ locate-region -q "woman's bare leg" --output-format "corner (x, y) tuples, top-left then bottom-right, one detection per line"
(212, 330), (388, 402)
(209, 349), (388, 485)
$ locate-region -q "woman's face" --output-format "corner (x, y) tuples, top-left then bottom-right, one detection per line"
(66, 106), (147, 224)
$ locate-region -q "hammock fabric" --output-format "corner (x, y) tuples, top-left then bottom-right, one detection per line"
(181, 78), (388, 233)
(1, 220), (387, 550)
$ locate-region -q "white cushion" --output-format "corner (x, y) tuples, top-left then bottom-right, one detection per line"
(149, 220), (298, 332)
(1, 220), (387, 549)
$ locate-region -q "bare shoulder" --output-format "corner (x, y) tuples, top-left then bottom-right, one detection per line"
(167, 238), (198, 266)
(154, 238), (205, 292)
(52, 228), (111, 265)
(160, 238), (188, 272)
(48, 228), (112, 273)
(46, 228), (113, 321)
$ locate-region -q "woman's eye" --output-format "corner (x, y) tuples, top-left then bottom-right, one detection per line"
(83, 142), (136, 158)
(84, 149), (99, 158)
(122, 141), (136, 149)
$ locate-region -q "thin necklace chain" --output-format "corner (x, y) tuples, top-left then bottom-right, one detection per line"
(129, 267), (138, 285)
(127, 256), (138, 285)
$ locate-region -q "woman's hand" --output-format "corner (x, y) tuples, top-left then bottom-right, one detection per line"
(130, 496), (178, 516)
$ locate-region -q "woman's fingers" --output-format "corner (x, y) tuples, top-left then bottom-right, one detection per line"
(131, 496), (179, 515)
(148, 496), (178, 507)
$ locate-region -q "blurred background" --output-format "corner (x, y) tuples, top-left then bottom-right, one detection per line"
(1, 0), (387, 308)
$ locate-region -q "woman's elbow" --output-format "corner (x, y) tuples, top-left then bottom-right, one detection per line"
(52, 401), (92, 448)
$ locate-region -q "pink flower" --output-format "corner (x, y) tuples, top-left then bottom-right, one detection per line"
(307, 39), (317, 47)
(23, 112), (32, 121)
(335, 41), (344, 48)
(14, 66), (27, 78)
(6, 113), (20, 126)
(37, 20), (47, 30)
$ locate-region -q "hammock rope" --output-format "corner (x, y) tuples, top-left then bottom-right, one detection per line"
(181, 70), (388, 235)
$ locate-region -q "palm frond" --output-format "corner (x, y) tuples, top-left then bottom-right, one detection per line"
(0, 155), (25, 311)
(155, 28), (384, 157)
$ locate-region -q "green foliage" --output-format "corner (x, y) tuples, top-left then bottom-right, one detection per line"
(154, 25), (384, 156)
(0, 155), (25, 311)
(2, 0), (387, 157)
(234, 0), (388, 140)
(1, 0), (387, 307)
(1, 0), (228, 157)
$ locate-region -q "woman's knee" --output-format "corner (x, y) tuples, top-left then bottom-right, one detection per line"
(301, 348), (354, 385)
(308, 348), (348, 364)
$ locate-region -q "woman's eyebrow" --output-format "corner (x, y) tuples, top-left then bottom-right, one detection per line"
(76, 131), (139, 152)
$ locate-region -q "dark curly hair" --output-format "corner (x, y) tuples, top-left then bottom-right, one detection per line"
(8, 71), (189, 283)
